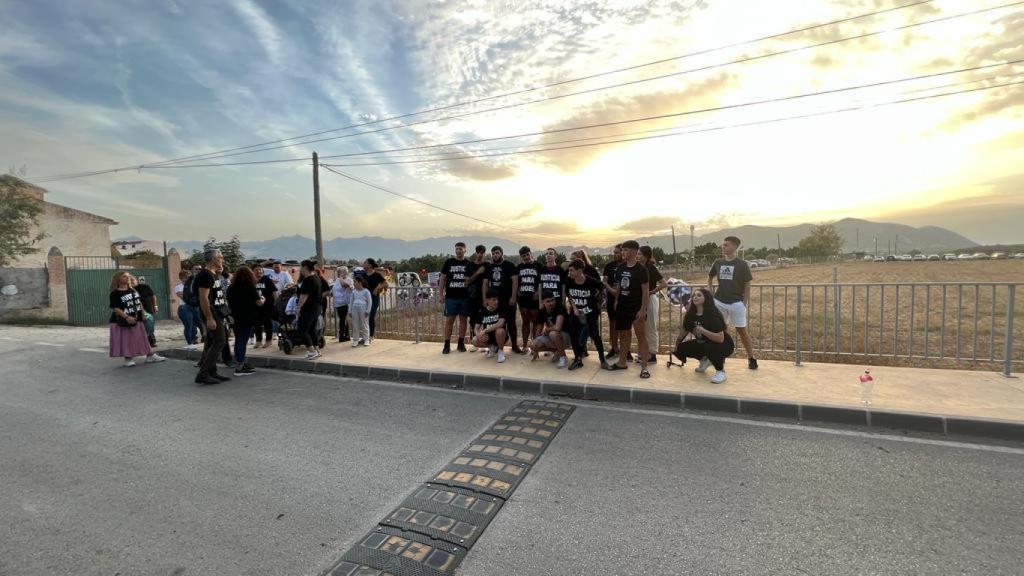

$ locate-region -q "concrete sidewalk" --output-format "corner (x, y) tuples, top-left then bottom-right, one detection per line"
(164, 338), (1024, 441)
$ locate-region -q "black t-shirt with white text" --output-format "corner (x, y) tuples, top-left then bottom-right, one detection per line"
(485, 260), (518, 300)
(709, 258), (753, 304)
(466, 260), (485, 301)
(538, 265), (567, 301)
(109, 289), (143, 323)
(194, 269), (226, 320)
(441, 258), (472, 299)
(567, 276), (604, 316)
(516, 262), (542, 299)
(297, 275), (323, 314)
(603, 260), (621, 305)
(134, 283), (156, 314)
(684, 310), (726, 342)
(480, 308), (503, 331)
(256, 275), (278, 309)
(614, 262), (649, 310)
(538, 305), (567, 332)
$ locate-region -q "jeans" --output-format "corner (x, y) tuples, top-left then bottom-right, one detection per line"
(234, 325), (253, 364)
(177, 305), (197, 345)
(369, 295), (380, 337)
(197, 316), (227, 377)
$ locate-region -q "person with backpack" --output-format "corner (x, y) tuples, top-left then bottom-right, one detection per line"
(181, 265), (203, 350)
(673, 287), (734, 384)
(174, 270), (197, 351)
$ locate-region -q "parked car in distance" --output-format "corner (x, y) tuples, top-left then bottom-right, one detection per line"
(885, 255), (896, 261)
(927, 254), (940, 261)
(777, 257), (798, 265)
(972, 252), (989, 260)
(957, 253), (973, 260)
(863, 255), (874, 261)
(912, 254), (927, 261)
(990, 252), (1007, 259)
(1014, 252), (1024, 259)
(896, 254), (912, 261)
(943, 253), (957, 260)
(873, 256), (885, 262)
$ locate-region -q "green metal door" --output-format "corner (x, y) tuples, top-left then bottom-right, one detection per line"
(65, 258), (170, 326)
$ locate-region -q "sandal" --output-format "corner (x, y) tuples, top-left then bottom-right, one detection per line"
(605, 364), (628, 371)
(639, 368), (651, 379)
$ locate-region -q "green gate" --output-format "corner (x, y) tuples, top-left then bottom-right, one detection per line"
(65, 257), (170, 326)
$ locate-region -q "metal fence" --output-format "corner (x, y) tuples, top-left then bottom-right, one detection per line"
(323, 283), (1022, 376)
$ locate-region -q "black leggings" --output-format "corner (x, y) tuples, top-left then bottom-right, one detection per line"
(569, 313), (605, 361)
(502, 305), (518, 349)
(335, 305), (349, 340)
(297, 307), (320, 348)
(674, 339), (729, 371)
(253, 309), (274, 343)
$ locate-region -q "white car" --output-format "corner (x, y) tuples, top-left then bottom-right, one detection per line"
(990, 252), (1007, 259)
(873, 256), (885, 262)
(927, 254), (940, 261)
(972, 252), (989, 260)
(897, 254), (913, 261)
(957, 253), (973, 260)
(1014, 252), (1024, 259)
(912, 254), (927, 261)
(943, 253), (957, 260)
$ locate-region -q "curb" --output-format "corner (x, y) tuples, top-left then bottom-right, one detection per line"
(162, 348), (1024, 443)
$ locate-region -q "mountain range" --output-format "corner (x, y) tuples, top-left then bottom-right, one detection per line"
(159, 219), (978, 261)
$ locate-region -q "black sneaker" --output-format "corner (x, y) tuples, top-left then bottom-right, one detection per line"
(648, 354), (657, 363)
(748, 358), (759, 370)
(511, 346), (523, 354)
(625, 353), (634, 363)
(223, 360), (235, 369)
(606, 349), (618, 358)
(195, 375), (220, 385)
(442, 341), (451, 355)
(568, 357), (584, 371)
(234, 364), (256, 376)
(456, 339), (467, 352)
(213, 374), (231, 382)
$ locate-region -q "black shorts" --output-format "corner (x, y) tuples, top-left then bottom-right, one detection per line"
(518, 294), (539, 310)
(614, 306), (640, 331)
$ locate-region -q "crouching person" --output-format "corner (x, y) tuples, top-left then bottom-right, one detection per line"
(673, 287), (734, 384)
(474, 289), (507, 363)
(529, 291), (570, 369)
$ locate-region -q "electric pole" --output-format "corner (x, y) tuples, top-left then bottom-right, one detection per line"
(671, 225), (678, 266)
(312, 152), (324, 267)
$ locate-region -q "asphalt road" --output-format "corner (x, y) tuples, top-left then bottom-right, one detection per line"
(1, 329), (1022, 575)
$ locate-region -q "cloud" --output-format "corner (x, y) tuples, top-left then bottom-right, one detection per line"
(522, 220), (580, 235)
(531, 73), (734, 171)
(442, 158), (516, 181)
(229, 0), (285, 65)
(617, 216), (682, 233)
(513, 203), (543, 220)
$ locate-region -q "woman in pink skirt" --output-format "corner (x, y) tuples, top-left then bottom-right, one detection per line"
(108, 271), (164, 367)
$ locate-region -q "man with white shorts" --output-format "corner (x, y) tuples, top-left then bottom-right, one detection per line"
(708, 235), (758, 369)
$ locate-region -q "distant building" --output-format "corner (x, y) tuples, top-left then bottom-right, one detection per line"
(112, 238), (164, 256)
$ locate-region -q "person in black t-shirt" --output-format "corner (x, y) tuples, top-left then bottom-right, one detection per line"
(226, 266), (263, 376)
(130, 275), (158, 347)
(537, 248), (567, 306)
(464, 244), (488, 350)
(194, 249), (230, 384)
(570, 249), (602, 282)
(108, 270), (161, 366)
(473, 289), (508, 363)
(252, 264), (278, 348)
(673, 287), (733, 383)
(515, 246), (543, 354)
(483, 246), (520, 353)
(296, 259), (323, 359)
(603, 244), (623, 358)
(362, 258), (387, 339)
(604, 240), (651, 377)
(530, 291), (570, 368)
(639, 245), (667, 364)
(566, 259), (608, 370)
(708, 235), (757, 369)
(439, 242), (472, 354)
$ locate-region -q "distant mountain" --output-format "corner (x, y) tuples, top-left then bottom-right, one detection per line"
(169, 219), (979, 261)
(636, 218), (978, 254)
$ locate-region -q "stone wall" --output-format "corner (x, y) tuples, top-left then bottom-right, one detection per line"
(10, 202), (116, 268)
(0, 247), (68, 322)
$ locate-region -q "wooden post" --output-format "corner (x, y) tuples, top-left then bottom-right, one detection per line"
(313, 152), (324, 266)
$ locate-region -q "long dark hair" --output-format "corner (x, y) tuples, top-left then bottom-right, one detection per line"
(231, 266), (257, 291)
(684, 287), (724, 326)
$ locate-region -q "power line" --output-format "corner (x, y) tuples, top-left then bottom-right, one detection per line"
(72, 60), (1023, 172)
(31, 0), (1009, 182)
(119, 0), (943, 168)
(319, 165), (561, 238)
(140, 1), (1020, 166)
(319, 79), (1024, 168)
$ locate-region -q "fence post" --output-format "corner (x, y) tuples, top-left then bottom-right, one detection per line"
(795, 285), (802, 367)
(1004, 284), (1016, 377)
(414, 294), (421, 344)
(832, 267), (840, 354)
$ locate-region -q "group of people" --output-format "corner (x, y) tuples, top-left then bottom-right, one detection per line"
(437, 237), (757, 383)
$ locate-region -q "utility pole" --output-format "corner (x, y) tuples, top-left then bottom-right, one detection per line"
(873, 236), (877, 256)
(312, 152), (324, 266)
(671, 225), (678, 266)
(894, 235), (898, 255)
(777, 233), (782, 257)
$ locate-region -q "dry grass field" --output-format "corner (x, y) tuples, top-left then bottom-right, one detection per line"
(357, 260), (1024, 372)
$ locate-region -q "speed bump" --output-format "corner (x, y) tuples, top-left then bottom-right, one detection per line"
(322, 400), (575, 576)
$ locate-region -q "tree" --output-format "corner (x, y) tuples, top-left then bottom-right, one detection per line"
(181, 236), (247, 272)
(652, 246), (667, 262)
(797, 223), (843, 258)
(0, 175), (45, 267)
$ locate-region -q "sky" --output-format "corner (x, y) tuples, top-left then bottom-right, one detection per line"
(1, 0), (1022, 245)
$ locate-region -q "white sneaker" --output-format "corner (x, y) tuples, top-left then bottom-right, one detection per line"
(469, 345), (479, 353)
(145, 354), (166, 363)
(711, 370), (727, 384)
(484, 347), (495, 359)
(695, 358), (711, 373)
(362, 340), (370, 347)
(123, 359), (136, 367)
(556, 356), (567, 369)
(186, 344), (198, 351)
(497, 351), (506, 363)
(352, 340), (360, 347)
(305, 351), (317, 359)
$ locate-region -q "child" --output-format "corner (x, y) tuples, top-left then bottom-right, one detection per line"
(349, 276), (372, 347)
(474, 289), (507, 363)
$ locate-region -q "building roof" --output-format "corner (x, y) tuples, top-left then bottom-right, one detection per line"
(45, 201), (119, 225)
